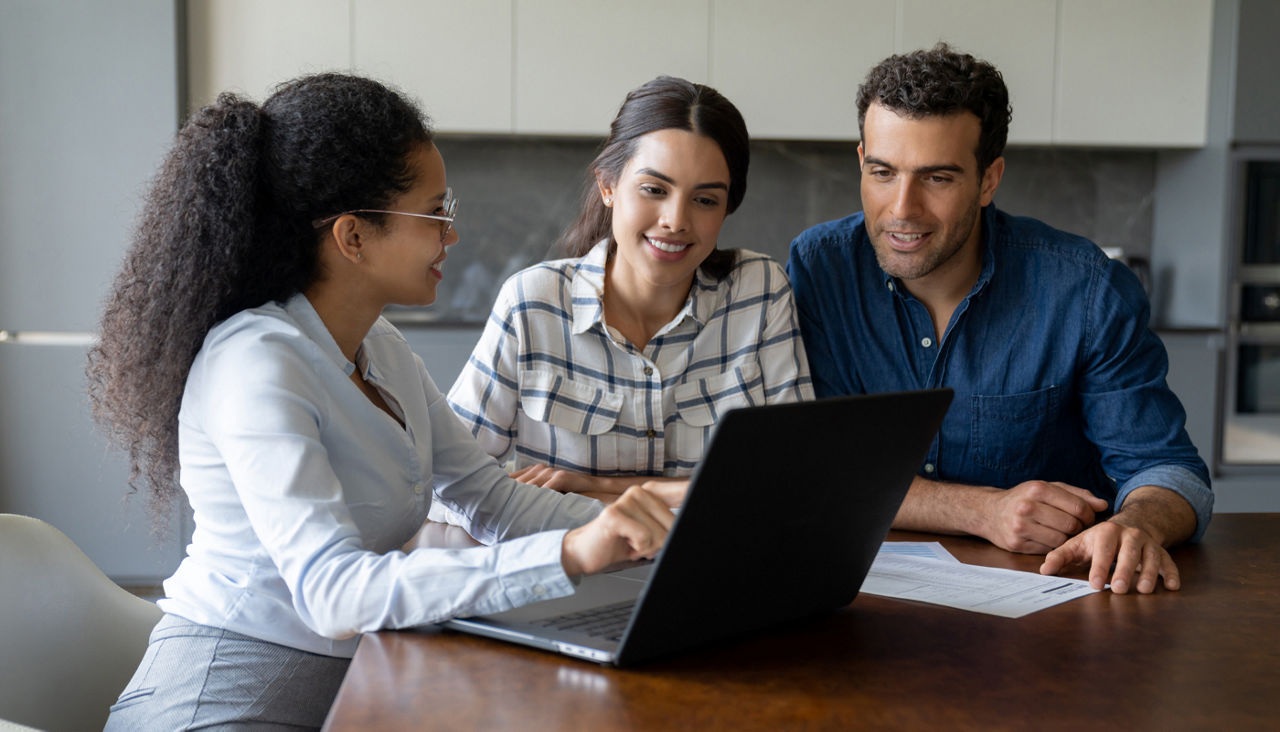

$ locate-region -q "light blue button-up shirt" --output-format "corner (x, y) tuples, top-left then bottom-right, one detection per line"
(160, 294), (602, 657)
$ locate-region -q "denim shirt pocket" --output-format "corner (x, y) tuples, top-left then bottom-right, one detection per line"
(971, 385), (1060, 476)
(519, 369), (623, 435)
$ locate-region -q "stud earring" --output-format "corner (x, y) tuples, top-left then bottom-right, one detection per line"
(603, 197), (612, 206)
(356, 252), (362, 261)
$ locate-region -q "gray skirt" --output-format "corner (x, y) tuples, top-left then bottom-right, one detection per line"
(104, 614), (351, 731)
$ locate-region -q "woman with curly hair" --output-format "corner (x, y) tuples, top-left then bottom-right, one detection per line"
(90, 73), (677, 729)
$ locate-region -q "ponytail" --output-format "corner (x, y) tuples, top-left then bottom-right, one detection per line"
(88, 93), (266, 519)
(89, 74), (432, 523)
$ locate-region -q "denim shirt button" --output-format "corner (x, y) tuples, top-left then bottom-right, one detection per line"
(924, 463), (935, 473)
(920, 337), (933, 348)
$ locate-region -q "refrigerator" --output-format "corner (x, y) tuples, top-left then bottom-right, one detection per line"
(0, 0), (185, 584)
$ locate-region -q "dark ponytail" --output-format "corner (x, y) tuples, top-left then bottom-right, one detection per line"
(87, 74), (432, 521)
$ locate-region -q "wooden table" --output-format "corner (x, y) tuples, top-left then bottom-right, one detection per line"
(324, 514), (1279, 730)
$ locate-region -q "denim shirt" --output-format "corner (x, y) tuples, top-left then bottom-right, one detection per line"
(786, 205), (1213, 541)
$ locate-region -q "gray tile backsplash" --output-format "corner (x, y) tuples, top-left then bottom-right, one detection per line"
(424, 136), (1155, 324)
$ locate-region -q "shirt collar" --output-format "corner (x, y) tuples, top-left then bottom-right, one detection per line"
(283, 292), (358, 377)
(972, 205), (997, 296)
(569, 239), (610, 335)
(568, 239), (710, 336)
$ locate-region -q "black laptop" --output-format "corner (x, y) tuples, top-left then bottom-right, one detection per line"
(441, 389), (954, 666)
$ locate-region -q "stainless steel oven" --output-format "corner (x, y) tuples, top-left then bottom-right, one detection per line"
(1223, 156), (1280, 465)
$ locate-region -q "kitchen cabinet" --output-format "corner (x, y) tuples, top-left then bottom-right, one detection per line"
(1056, 0), (1212, 147)
(185, 1), (1215, 143)
(186, 0), (351, 109)
(710, 0), (895, 141)
(1159, 331), (1223, 469)
(512, 0), (710, 135)
(898, 0), (1056, 144)
(354, 0), (513, 133)
(1232, 0), (1280, 144)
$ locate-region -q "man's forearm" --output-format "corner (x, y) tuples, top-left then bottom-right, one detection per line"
(1111, 484), (1197, 547)
(892, 476), (997, 537)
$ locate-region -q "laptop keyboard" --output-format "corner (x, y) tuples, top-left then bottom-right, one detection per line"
(533, 600), (635, 641)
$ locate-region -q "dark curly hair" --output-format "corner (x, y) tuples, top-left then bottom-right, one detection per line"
(86, 73), (432, 521)
(560, 75), (748, 280)
(856, 43), (1011, 175)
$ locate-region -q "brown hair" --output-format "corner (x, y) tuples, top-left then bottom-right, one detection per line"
(856, 43), (1011, 175)
(559, 76), (749, 279)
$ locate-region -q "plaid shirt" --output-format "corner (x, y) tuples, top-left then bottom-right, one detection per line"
(447, 240), (814, 477)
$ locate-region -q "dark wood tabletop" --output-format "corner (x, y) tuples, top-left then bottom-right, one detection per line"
(324, 514), (1280, 731)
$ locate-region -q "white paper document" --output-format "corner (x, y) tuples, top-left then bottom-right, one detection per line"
(876, 541), (960, 563)
(861, 551), (1100, 618)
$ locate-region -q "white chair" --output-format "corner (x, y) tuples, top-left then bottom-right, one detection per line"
(0, 514), (162, 731)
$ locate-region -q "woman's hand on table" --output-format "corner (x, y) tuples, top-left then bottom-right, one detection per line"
(511, 464), (688, 508)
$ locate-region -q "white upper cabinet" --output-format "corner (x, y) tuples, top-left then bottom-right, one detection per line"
(710, 0), (895, 141)
(1055, 0), (1213, 147)
(186, 0), (351, 110)
(512, 0), (711, 136)
(899, 0), (1057, 145)
(185, 0), (1216, 146)
(353, 0), (513, 133)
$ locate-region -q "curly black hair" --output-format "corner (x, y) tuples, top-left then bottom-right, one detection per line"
(560, 75), (749, 280)
(86, 73), (432, 521)
(856, 43), (1011, 174)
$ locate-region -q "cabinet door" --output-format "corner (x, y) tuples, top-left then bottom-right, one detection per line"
(186, 0), (351, 109)
(1159, 332), (1221, 468)
(899, 0), (1056, 145)
(353, 0), (513, 133)
(513, 0), (710, 135)
(711, 0), (895, 141)
(1056, 0), (1212, 147)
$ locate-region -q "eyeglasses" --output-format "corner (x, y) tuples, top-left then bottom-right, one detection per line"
(312, 188), (458, 242)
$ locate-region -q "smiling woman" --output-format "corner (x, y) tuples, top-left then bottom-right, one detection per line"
(441, 76), (814, 508)
(86, 72), (682, 729)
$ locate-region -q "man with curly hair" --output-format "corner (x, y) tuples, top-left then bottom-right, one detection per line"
(786, 44), (1212, 595)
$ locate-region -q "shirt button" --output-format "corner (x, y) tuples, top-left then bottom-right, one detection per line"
(646, 429), (657, 439)
(924, 463), (935, 473)
(643, 366), (653, 376)
(533, 585), (547, 596)
(887, 282), (895, 292)
(413, 483), (425, 495)
(920, 337), (933, 348)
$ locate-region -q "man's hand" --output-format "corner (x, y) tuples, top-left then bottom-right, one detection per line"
(1039, 519), (1178, 594)
(1039, 485), (1196, 594)
(560, 484), (675, 576)
(976, 480), (1109, 554)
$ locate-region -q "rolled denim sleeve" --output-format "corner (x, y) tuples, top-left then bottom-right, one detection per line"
(1080, 260), (1213, 541)
(1116, 465), (1214, 543)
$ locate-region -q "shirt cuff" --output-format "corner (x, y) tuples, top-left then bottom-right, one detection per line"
(1116, 465), (1214, 543)
(491, 529), (578, 609)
